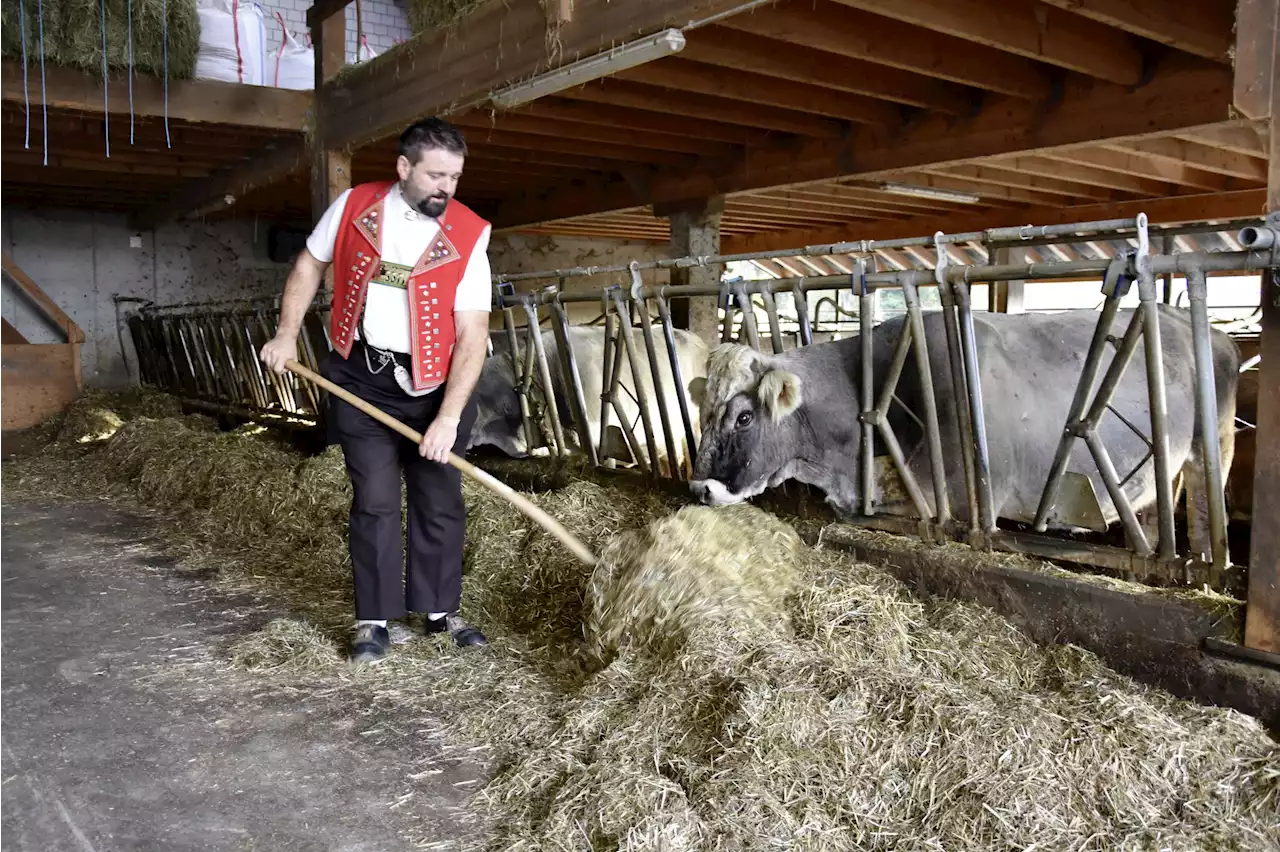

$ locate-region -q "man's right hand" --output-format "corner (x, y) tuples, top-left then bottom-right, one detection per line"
(260, 333), (298, 375)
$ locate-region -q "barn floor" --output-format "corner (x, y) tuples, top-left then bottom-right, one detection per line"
(0, 498), (482, 851)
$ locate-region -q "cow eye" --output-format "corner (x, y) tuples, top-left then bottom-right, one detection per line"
(735, 410), (753, 429)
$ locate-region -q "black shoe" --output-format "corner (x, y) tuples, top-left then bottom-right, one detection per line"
(424, 612), (487, 647)
(351, 624), (391, 665)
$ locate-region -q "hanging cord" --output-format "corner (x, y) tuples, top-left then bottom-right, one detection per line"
(37, 0), (47, 164)
(100, 0), (110, 157)
(162, 0), (170, 146)
(20, 0), (29, 148)
(128, 0), (134, 143)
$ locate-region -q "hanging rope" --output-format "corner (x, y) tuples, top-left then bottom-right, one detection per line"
(101, 0), (110, 157)
(19, 0), (29, 149)
(162, 0), (171, 147)
(128, 0), (135, 144)
(37, 0), (47, 165)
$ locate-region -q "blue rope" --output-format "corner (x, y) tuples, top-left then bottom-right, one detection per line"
(19, 0), (29, 149)
(162, 0), (170, 147)
(128, 0), (134, 144)
(37, 0), (46, 165)
(101, 0), (110, 157)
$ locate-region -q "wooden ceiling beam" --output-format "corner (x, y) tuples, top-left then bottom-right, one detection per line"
(319, 0), (754, 152)
(1174, 123), (1271, 157)
(433, 125), (698, 166)
(1043, 148), (1231, 191)
(717, 0), (1053, 100)
(876, 171), (1072, 206)
(1105, 138), (1268, 181)
(831, 0), (1143, 84)
(450, 111), (736, 157)
(682, 26), (975, 113)
(557, 79), (847, 138)
(1037, 0), (1235, 63)
(721, 189), (1268, 253)
(491, 58), (1235, 228)
(514, 98), (782, 147)
(614, 58), (905, 126)
(926, 164), (1117, 201)
(990, 155), (1175, 196)
(0, 60), (311, 131)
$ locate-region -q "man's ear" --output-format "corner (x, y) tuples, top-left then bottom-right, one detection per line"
(687, 377), (708, 407)
(757, 369), (802, 422)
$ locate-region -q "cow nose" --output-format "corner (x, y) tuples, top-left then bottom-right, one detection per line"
(689, 480), (711, 504)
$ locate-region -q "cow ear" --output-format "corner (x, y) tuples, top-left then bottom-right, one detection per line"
(687, 377), (707, 407)
(758, 369), (802, 422)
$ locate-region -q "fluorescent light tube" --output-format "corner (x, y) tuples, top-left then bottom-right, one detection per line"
(488, 28), (687, 109)
(879, 181), (981, 204)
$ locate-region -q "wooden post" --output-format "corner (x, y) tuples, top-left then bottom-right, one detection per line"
(1244, 0), (1280, 653)
(312, 8), (351, 221)
(990, 246), (1026, 313)
(662, 196), (724, 347)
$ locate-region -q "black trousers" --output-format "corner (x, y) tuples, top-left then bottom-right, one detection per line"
(320, 340), (479, 621)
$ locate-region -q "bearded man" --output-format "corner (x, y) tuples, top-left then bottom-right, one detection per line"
(260, 117), (492, 664)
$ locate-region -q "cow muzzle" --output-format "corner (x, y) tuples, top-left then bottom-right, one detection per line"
(689, 479), (745, 507)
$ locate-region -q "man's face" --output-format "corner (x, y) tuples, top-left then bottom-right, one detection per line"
(397, 148), (465, 218)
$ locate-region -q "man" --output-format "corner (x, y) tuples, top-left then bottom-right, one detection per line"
(260, 117), (492, 665)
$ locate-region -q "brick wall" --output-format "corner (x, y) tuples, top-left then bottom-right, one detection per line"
(254, 0), (412, 63)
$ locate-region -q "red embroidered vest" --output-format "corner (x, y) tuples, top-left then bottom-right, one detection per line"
(329, 180), (491, 392)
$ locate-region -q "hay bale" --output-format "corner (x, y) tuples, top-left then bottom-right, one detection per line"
(1, 0), (200, 79)
(585, 503), (801, 659)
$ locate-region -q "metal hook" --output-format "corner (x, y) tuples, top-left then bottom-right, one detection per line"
(628, 259), (644, 302)
(933, 230), (950, 287)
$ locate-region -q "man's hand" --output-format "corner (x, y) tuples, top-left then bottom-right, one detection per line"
(260, 333), (299, 375)
(419, 414), (460, 463)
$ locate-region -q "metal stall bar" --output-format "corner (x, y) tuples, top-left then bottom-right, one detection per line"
(548, 296), (600, 468)
(629, 264), (682, 478)
(901, 277), (952, 531)
(609, 286), (663, 478)
(1032, 253), (1135, 532)
(758, 286), (786, 354)
(867, 318), (934, 527)
(791, 279), (814, 347)
(950, 243), (997, 537)
(1186, 267), (1231, 575)
(522, 296), (568, 459)
(1134, 215), (1178, 560)
(731, 280), (761, 350)
(931, 241), (983, 543)
(654, 290), (700, 475)
(855, 265), (876, 517)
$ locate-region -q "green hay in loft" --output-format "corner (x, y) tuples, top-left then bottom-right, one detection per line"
(1, 0), (200, 80)
(405, 0), (486, 36)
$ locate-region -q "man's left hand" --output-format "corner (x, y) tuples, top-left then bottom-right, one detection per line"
(419, 414), (460, 463)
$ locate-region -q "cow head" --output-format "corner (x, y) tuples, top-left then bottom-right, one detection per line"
(690, 343), (804, 506)
(466, 353), (530, 458)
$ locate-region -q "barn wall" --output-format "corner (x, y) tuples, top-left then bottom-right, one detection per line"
(487, 233), (672, 327)
(2, 205), (289, 390)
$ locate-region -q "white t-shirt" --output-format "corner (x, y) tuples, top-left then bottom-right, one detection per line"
(307, 184), (493, 354)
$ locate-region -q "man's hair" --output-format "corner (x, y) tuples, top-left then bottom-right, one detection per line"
(398, 117), (468, 164)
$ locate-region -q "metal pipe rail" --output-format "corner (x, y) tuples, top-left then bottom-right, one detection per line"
(126, 215), (1274, 597)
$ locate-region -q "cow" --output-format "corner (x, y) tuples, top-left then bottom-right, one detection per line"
(689, 305), (1239, 558)
(469, 324), (711, 477)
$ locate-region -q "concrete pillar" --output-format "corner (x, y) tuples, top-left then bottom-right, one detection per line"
(663, 197), (724, 347)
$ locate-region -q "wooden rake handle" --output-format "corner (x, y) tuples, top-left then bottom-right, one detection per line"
(285, 359), (598, 566)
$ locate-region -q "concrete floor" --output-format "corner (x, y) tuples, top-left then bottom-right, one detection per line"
(1, 499), (481, 851)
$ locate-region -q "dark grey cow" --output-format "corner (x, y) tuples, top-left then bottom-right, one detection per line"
(690, 306), (1239, 553)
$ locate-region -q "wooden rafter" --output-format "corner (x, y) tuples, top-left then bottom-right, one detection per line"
(716, 0), (1052, 99)
(829, 0), (1143, 84)
(1038, 0), (1234, 63)
(490, 59), (1237, 228)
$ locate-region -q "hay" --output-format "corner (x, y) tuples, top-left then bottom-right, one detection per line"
(1, 0), (200, 80)
(405, 0), (485, 36)
(5, 389), (1279, 852)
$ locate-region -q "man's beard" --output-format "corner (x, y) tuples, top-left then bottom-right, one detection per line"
(409, 190), (450, 218)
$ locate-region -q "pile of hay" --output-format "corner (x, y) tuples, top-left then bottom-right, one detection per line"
(1, 0), (200, 79)
(5, 389), (1279, 852)
(405, 0), (486, 36)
